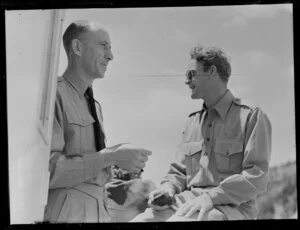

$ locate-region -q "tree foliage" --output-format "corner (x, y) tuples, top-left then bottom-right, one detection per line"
(256, 160), (297, 219)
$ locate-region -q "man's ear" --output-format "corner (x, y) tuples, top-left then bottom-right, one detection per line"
(71, 39), (82, 56)
(207, 65), (218, 81)
(209, 65), (217, 77)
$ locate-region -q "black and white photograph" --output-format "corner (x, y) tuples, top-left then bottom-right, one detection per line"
(5, 3), (296, 224)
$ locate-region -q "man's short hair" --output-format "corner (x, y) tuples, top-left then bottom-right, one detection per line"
(62, 20), (92, 58)
(190, 45), (232, 83)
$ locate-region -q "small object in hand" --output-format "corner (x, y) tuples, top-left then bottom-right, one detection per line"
(152, 193), (175, 206)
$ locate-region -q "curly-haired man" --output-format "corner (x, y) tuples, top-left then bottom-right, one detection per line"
(131, 45), (272, 221)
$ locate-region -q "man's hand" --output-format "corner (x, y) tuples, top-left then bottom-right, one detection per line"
(148, 187), (175, 210)
(105, 143), (152, 173)
(175, 193), (213, 220)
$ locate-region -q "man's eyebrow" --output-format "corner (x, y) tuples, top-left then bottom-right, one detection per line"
(98, 41), (110, 45)
(98, 41), (111, 47)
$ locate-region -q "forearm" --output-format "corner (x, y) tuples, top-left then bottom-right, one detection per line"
(49, 150), (115, 189)
(160, 162), (187, 194)
(206, 164), (269, 206)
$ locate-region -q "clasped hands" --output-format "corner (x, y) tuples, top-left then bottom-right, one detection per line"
(148, 187), (213, 221)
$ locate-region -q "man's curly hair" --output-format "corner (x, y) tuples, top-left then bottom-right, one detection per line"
(190, 45), (232, 83)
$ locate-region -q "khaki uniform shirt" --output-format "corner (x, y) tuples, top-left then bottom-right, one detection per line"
(161, 90), (272, 218)
(45, 75), (111, 222)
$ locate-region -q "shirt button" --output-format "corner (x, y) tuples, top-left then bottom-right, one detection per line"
(206, 137), (210, 141)
(209, 124), (212, 128)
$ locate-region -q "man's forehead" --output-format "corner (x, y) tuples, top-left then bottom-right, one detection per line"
(84, 21), (104, 31)
(94, 29), (110, 40)
(86, 27), (111, 43)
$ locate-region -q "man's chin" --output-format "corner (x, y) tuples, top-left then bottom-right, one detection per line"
(191, 94), (200, 100)
(95, 73), (105, 79)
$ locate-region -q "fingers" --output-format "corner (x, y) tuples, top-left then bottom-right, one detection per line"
(113, 143), (152, 172)
(185, 207), (197, 218)
(140, 149), (152, 156)
(139, 155), (148, 162)
(132, 167), (143, 174)
(176, 200), (193, 216)
(133, 155), (148, 169)
(148, 192), (170, 211)
(116, 143), (152, 156)
(134, 161), (146, 170)
(149, 189), (163, 200)
(149, 190), (158, 201)
(197, 206), (208, 221)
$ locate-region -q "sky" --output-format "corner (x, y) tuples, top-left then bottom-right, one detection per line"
(56, 4), (295, 186)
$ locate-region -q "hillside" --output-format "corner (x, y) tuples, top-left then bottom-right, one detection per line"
(256, 160), (297, 219)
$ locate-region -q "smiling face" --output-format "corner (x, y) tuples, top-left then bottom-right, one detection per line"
(185, 59), (211, 100)
(79, 28), (114, 79)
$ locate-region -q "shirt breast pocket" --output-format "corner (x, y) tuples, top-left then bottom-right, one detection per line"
(214, 141), (244, 174)
(65, 111), (95, 154)
(181, 141), (203, 178)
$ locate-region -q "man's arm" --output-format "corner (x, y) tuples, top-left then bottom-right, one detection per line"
(160, 160), (187, 195)
(49, 91), (151, 189)
(148, 150), (187, 209)
(206, 108), (272, 205)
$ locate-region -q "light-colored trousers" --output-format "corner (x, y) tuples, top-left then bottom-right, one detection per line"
(130, 190), (247, 222)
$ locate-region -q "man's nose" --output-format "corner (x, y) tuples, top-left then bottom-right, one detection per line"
(185, 77), (191, 85)
(106, 49), (114, 61)
(185, 71), (192, 85)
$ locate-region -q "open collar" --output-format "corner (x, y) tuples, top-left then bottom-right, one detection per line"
(203, 90), (235, 121)
(63, 74), (91, 99)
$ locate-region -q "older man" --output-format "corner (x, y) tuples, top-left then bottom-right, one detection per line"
(44, 20), (151, 223)
(131, 45), (272, 222)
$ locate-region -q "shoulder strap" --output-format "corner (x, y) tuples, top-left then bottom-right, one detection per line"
(243, 108), (256, 152)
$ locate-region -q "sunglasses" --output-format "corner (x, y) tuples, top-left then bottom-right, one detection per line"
(186, 70), (197, 81)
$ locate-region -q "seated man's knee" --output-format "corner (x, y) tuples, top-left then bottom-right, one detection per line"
(130, 208), (154, 222)
(207, 209), (226, 221)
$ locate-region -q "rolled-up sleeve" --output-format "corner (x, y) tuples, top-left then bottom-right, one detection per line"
(160, 159), (187, 194)
(206, 108), (272, 205)
(49, 91), (110, 189)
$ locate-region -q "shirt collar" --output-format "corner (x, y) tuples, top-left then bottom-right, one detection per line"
(63, 74), (91, 98)
(203, 89), (235, 121)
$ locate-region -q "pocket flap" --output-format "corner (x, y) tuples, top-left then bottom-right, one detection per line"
(66, 111), (95, 127)
(180, 140), (204, 156)
(214, 141), (243, 156)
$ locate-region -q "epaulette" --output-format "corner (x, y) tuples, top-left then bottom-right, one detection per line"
(188, 110), (203, 118)
(233, 97), (255, 110)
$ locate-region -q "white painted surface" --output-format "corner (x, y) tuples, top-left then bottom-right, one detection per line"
(6, 9), (64, 224)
